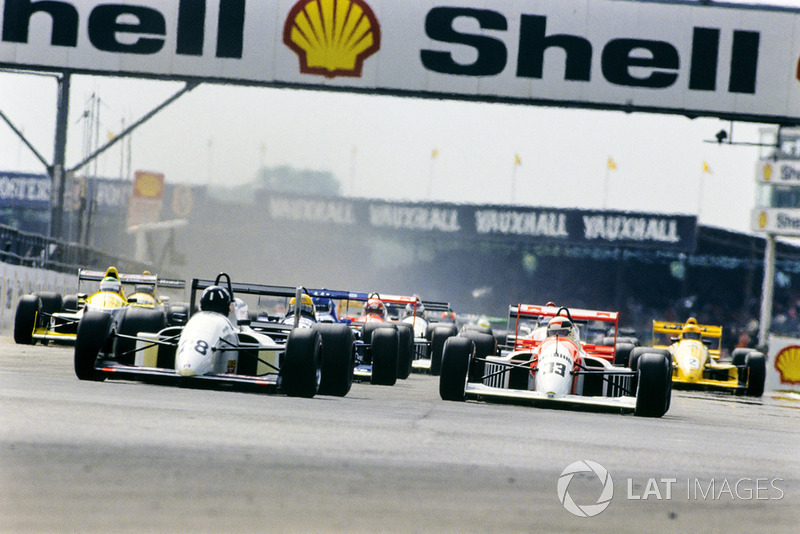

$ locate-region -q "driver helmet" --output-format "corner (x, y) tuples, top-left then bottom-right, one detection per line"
(134, 270), (155, 295)
(404, 302), (425, 317)
(99, 276), (121, 294)
(547, 316), (577, 342)
(366, 297), (386, 317)
(288, 294), (315, 318)
(681, 321), (702, 341)
(233, 297), (250, 325)
(200, 285), (231, 315)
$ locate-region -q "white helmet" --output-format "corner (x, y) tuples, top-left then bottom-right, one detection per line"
(547, 316), (577, 342)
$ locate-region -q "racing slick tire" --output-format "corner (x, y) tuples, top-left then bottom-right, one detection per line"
(613, 342), (636, 367)
(13, 295), (40, 345)
(114, 307), (168, 365)
(361, 321), (395, 345)
(314, 323), (355, 397)
(33, 291), (63, 318)
(634, 353), (671, 417)
(370, 327), (399, 386)
(440, 336), (473, 401)
(459, 330), (496, 383)
(281, 328), (322, 398)
(732, 347), (756, 366)
(165, 303), (190, 326)
(396, 323), (414, 380)
(430, 324), (458, 376)
(461, 324), (493, 336)
(62, 295), (80, 312)
(743, 352), (766, 397)
(74, 311), (113, 381)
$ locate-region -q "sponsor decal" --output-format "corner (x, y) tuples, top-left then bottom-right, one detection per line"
(474, 209), (568, 237)
(583, 215), (680, 243)
(267, 196), (356, 225)
(422, 9), (759, 94)
(774, 345), (800, 385)
(283, 0), (381, 78)
(0, 173), (49, 206)
(369, 204), (460, 232)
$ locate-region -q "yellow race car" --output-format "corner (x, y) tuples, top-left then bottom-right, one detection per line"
(635, 318), (765, 397)
(14, 266), (186, 345)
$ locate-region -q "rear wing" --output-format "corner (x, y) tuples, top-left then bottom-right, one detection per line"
(307, 288), (368, 302)
(652, 320), (722, 351)
(189, 278), (305, 316)
(508, 304), (619, 359)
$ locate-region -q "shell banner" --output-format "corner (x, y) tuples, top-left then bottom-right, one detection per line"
(2, 0), (800, 123)
(767, 334), (800, 393)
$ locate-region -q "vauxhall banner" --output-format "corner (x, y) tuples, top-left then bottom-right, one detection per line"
(1, 0), (800, 123)
(264, 193), (698, 252)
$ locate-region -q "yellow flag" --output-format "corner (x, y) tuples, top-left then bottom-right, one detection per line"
(107, 130), (116, 142)
(431, 149), (439, 159)
(514, 154), (521, 166)
(702, 161), (712, 174)
(607, 157), (617, 171)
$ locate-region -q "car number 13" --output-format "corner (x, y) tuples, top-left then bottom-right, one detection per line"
(541, 361), (567, 377)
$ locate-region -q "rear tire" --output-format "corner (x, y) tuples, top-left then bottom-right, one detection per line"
(430, 324), (457, 376)
(13, 295), (40, 345)
(440, 336), (472, 401)
(613, 342), (635, 366)
(314, 324), (355, 397)
(114, 307), (167, 365)
(281, 328), (322, 398)
(370, 327), (398, 386)
(74, 311), (113, 381)
(62, 295), (79, 312)
(635, 353), (671, 417)
(33, 291), (62, 317)
(732, 347), (755, 366)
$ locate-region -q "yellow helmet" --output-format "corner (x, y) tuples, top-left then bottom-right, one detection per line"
(682, 322), (702, 340)
(289, 294), (315, 316)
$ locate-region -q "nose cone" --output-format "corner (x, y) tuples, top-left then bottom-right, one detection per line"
(178, 366), (197, 377)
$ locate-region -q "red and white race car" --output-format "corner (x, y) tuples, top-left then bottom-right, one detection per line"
(439, 304), (671, 417)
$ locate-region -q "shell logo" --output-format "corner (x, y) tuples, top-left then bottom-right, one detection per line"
(283, 0), (381, 78)
(763, 163), (773, 182)
(133, 171), (164, 199)
(758, 211), (768, 229)
(775, 345), (800, 385)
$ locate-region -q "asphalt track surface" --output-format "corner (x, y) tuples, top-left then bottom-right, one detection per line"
(1, 336), (799, 533)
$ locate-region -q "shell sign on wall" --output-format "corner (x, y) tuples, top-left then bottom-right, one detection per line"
(767, 335), (800, 392)
(3, 0), (800, 123)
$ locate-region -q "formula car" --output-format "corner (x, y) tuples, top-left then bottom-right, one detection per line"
(440, 304), (672, 417)
(73, 274), (355, 398)
(648, 318), (765, 397)
(308, 290), (418, 385)
(14, 267), (186, 345)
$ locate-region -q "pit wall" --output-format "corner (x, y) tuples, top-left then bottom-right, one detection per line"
(0, 261), (76, 334)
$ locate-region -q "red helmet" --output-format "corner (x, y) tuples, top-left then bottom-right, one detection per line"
(365, 297), (385, 317)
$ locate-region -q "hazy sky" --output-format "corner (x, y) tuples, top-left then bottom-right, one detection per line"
(0, 0), (796, 235)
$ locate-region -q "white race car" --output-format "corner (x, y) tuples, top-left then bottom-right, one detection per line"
(73, 274), (355, 398)
(440, 304), (672, 417)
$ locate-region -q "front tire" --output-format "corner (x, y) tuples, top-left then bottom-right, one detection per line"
(13, 295), (40, 345)
(635, 353), (671, 417)
(440, 336), (472, 401)
(281, 328), (322, 398)
(459, 330), (495, 383)
(114, 307), (168, 365)
(370, 328), (398, 386)
(744, 352), (766, 397)
(314, 323), (355, 397)
(74, 311), (113, 381)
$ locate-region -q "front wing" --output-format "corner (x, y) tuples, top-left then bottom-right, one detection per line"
(464, 382), (637, 413)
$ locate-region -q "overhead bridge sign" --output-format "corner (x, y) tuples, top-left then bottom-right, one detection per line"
(1, 0), (799, 123)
